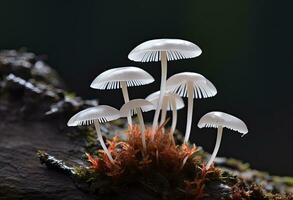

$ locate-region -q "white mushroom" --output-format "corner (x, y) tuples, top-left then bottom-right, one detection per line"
(198, 111), (248, 169)
(145, 91), (184, 137)
(167, 72), (217, 144)
(67, 105), (121, 164)
(90, 66), (154, 126)
(128, 39), (202, 134)
(120, 99), (155, 151)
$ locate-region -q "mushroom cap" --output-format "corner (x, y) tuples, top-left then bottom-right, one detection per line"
(166, 72), (217, 99)
(198, 111), (248, 135)
(145, 91), (184, 111)
(128, 39), (202, 62)
(120, 99), (155, 117)
(67, 105), (121, 126)
(90, 66), (154, 90)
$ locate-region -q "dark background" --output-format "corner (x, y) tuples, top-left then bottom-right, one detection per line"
(0, 0), (292, 176)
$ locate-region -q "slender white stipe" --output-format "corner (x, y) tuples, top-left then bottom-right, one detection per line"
(170, 98), (178, 136)
(94, 121), (115, 163)
(160, 98), (168, 125)
(152, 51), (167, 135)
(206, 126), (223, 169)
(121, 81), (132, 125)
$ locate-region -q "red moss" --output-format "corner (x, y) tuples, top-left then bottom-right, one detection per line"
(86, 125), (201, 177)
(83, 125), (219, 199)
(184, 164), (222, 199)
(83, 124), (292, 199)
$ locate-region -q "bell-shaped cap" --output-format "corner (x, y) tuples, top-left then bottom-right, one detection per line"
(198, 111), (248, 135)
(128, 39), (202, 62)
(120, 99), (155, 117)
(67, 105), (121, 126)
(90, 66), (154, 90)
(145, 91), (184, 111)
(166, 72), (217, 99)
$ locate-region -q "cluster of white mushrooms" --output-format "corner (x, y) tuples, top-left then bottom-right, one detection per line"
(67, 39), (248, 169)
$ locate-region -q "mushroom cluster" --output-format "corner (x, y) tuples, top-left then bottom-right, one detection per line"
(67, 38), (248, 169)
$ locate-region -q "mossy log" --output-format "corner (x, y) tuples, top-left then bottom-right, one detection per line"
(0, 50), (292, 200)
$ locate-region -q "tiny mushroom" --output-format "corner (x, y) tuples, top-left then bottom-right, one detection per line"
(90, 66), (154, 126)
(120, 99), (155, 152)
(198, 111), (248, 169)
(167, 72), (217, 144)
(67, 105), (121, 164)
(145, 91), (184, 138)
(128, 39), (202, 133)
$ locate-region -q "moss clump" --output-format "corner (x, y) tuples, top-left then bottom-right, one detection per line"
(74, 125), (219, 199)
(36, 121), (293, 199)
(68, 125), (292, 199)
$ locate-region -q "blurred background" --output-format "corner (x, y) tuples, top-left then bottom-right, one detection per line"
(0, 0), (292, 175)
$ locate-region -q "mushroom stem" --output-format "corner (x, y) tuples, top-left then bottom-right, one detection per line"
(206, 126), (223, 169)
(170, 98), (177, 137)
(184, 82), (194, 143)
(159, 98), (168, 126)
(136, 108), (146, 152)
(94, 121), (115, 164)
(152, 51), (167, 139)
(121, 81), (132, 126)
